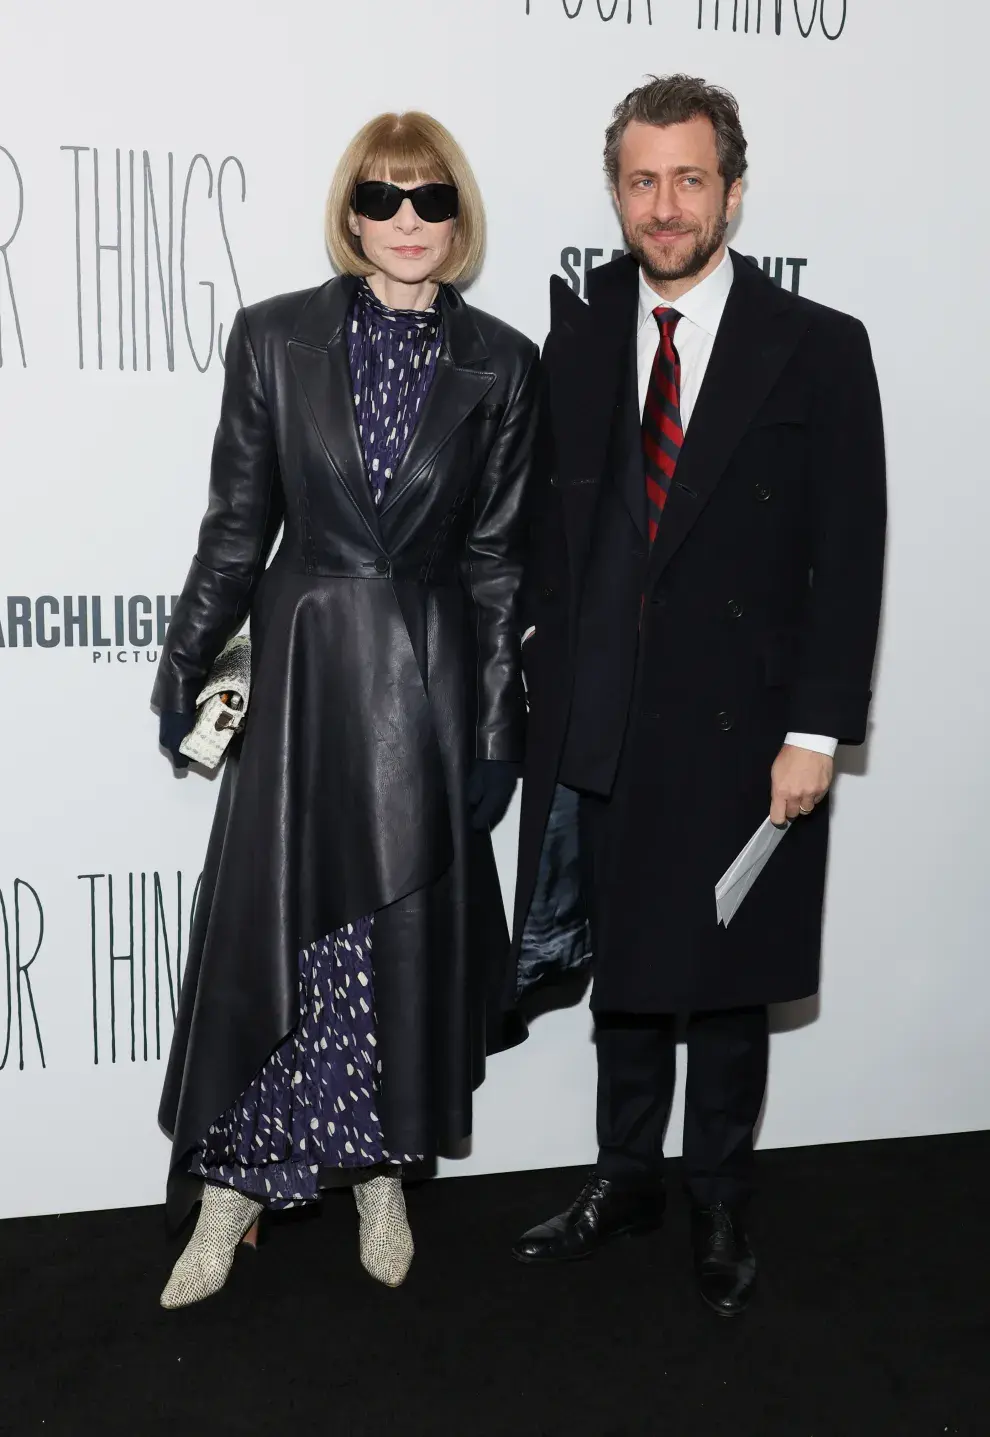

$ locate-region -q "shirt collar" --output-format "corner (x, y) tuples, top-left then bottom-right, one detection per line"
(637, 247), (734, 337)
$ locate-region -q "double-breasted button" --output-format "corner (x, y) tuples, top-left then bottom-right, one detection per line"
(541, 585), (555, 600)
(717, 710), (734, 731)
(727, 599), (744, 619)
(755, 482), (772, 502)
(374, 557), (391, 575)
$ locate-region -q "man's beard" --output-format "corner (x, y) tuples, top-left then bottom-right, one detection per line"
(623, 207), (728, 284)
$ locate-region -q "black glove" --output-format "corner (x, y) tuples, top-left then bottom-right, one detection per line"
(466, 759), (521, 832)
(159, 710), (196, 770)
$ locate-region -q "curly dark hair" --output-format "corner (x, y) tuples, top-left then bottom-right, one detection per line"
(604, 74), (749, 192)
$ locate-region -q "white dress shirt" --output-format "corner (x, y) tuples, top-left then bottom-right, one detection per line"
(636, 253), (836, 761)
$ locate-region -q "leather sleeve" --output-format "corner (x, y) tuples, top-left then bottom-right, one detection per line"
(462, 343), (543, 762)
(787, 316), (887, 744)
(152, 310), (284, 714)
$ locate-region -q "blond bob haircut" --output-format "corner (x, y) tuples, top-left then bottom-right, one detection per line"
(326, 112), (486, 286)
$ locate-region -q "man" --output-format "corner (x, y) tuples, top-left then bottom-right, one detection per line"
(510, 75), (886, 1316)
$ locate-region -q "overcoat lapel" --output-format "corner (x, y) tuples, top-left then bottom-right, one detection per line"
(288, 277), (381, 542)
(548, 259), (643, 559)
(612, 327), (647, 540)
(586, 258), (645, 540)
(646, 251), (808, 586)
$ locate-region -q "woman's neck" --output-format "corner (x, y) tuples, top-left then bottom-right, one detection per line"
(366, 271), (439, 312)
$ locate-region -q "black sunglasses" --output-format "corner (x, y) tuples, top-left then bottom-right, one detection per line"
(353, 180), (460, 224)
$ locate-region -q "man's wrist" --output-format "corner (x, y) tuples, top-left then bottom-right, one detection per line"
(784, 732), (838, 759)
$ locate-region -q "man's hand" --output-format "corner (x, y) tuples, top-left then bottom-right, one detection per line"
(769, 744), (833, 826)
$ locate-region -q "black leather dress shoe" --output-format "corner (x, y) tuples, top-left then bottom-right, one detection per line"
(512, 1172), (665, 1264)
(691, 1202), (756, 1317)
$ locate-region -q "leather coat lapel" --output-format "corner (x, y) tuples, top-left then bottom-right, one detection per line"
(288, 277), (382, 542)
(378, 285), (494, 519)
(647, 251), (808, 586)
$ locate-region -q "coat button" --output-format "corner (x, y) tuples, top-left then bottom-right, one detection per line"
(374, 557), (391, 575)
(755, 482), (772, 502)
(727, 599), (744, 619)
(717, 710), (734, 731)
(541, 585), (555, 600)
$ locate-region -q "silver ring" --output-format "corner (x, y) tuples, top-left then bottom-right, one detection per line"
(798, 805), (813, 815)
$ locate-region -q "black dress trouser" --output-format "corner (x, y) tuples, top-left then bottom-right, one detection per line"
(578, 794), (769, 1208)
(594, 1007), (769, 1207)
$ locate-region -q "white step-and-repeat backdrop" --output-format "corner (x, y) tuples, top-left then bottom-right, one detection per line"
(1, 0), (987, 1219)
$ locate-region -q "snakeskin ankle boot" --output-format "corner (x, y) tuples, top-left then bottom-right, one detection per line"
(160, 1184), (264, 1310)
(352, 1170), (414, 1287)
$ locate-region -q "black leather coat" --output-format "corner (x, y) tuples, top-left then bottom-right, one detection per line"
(153, 276), (539, 1223)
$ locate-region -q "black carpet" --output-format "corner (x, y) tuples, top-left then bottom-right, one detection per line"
(2, 1133), (988, 1436)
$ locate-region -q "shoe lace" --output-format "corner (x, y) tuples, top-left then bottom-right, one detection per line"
(567, 1172), (608, 1217)
(704, 1202), (737, 1251)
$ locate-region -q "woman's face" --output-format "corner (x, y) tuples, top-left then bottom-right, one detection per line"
(349, 173), (456, 289)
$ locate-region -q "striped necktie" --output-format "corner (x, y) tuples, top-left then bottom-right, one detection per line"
(642, 307), (683, 545)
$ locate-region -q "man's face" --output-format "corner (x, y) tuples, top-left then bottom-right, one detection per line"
(614, 117), (742, 285)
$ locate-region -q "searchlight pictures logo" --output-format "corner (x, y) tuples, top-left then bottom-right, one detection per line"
(559, 247), (809, 299)
(0, 593), (179, 665)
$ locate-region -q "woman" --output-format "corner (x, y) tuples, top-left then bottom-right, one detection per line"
(153, 111), (540, 1308)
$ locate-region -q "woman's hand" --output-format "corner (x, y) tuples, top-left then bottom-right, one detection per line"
(466, 759), (521, 832)
(159, 711), (196, 770)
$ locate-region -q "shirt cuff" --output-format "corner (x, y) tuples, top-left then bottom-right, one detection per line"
(784, 732), (838, 759)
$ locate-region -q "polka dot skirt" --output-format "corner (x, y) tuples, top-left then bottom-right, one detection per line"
(194, 918), (418, 1209)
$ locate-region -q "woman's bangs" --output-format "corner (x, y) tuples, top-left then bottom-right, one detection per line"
(359, 133), (452, 188)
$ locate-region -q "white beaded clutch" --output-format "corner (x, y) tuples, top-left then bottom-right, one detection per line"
(178, 635), (252, 770)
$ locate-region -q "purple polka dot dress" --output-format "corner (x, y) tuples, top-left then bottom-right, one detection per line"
(194, 281), (443, 1208)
